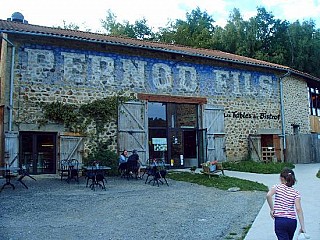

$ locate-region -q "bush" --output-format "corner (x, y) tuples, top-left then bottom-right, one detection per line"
(222, 160), (295, 174)
(83, 140), (118, 175)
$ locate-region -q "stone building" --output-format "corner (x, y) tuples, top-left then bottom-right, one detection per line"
(1, 14), (319, 174)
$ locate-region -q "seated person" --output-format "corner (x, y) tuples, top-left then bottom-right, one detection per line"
(118, 150), (128, 177)
(119, 150), (128, 165)
(127, 149), (141, 178)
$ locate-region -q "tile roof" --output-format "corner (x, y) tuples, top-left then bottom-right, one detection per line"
(0, 19), (319, 82)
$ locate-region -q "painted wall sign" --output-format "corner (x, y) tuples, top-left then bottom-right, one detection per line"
(224, 111), (280, 120)
(19, 46), (278, 98)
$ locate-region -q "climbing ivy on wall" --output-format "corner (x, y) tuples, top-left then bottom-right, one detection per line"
(39, 94), (135, 135)
(40, 101), (83, 132)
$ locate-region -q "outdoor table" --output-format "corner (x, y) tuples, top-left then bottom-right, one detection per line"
(83, 166), (111, 190)
(143, 162), (170, 186)
(17, 165), (37, 189)
(0, 166), (20, 192)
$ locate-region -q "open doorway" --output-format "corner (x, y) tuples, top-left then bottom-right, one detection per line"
(20, 132), (57, 174)
(148, 102), (199, 167)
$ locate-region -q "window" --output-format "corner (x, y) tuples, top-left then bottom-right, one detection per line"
(148, 102), (166, 127)
(308, 86), (320, 116)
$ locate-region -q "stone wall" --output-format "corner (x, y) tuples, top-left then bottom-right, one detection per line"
(5, 37), (311, 161)
(209, 93), (281, 160)
(282, 76), (310, 134)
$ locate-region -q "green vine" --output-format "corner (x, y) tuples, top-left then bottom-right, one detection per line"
(39, 94), (134, 134)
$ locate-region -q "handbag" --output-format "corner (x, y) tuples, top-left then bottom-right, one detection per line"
(296, 232), (311, 240)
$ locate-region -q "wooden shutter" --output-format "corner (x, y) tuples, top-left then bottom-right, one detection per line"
(203, 105), (226, 162)
(59, 135), (84, 162)
(118, 101), (147, 164)
(5, 132), (19, 167)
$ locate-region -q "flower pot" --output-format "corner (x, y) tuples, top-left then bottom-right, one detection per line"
(202, 166), (210, 173)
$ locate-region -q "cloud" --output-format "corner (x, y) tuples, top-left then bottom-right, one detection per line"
(261, 0), (319, 22)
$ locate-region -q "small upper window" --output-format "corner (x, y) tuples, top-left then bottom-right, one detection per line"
(308, 86), (320, 116)
(148, 102), (166, 127)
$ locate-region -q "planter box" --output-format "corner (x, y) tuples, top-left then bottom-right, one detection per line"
(201, 163), (225, 177)
(202, 165), (216, 173)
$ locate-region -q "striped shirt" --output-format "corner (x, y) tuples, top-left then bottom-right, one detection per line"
(273, 184), (301, 219)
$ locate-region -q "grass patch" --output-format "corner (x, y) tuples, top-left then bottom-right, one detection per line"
(240, 224), (252, 240)
(168, 172), (268, 191)
(229, 232), (237, 235)
(224, 236), (235, 239)
(222, 160), (295, 174)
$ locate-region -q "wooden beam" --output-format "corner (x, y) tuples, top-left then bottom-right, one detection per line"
(137, 93), (207, 104)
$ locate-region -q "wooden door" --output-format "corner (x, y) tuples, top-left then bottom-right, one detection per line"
(118, 101), (148, 164)
(59, 135), (84, 162)
(203, 105), (226, 162)
(5, 132), (19, 167)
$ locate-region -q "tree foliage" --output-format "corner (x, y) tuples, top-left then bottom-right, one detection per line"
(101, 10), (154, 40)
(156, 7), (215, 48)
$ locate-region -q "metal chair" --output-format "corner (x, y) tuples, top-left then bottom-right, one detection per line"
(118, 162), (128, 178)
(125, 160), (139, 180)
(68, 159), (79, 183)
(145, 160), (169, 187)
(59, 159), (69, 181)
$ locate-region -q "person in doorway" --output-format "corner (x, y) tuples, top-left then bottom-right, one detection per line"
(127, 149), (142, 178)
(266, 167), (306, 240)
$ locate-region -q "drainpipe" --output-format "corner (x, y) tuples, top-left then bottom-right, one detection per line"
(279, 70), (290, 160)
(1, 35), (15, 132)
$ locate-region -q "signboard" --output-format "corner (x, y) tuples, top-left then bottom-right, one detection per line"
(152, 138), (167, 151)
(152, 138), (167, 145)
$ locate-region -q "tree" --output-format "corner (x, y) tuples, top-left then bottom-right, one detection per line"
(212, 7), (290, 66)
(212, 8), (246, 53)
(55, 20), (92, 32)
(156, 7), (215, 48)
(287, 20), (320, 77)
(101, 10), (154, 40)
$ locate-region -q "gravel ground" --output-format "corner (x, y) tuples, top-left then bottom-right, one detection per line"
(0, 173), (265, 240)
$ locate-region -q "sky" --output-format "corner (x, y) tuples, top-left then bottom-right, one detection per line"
(0, 0), (319, 32)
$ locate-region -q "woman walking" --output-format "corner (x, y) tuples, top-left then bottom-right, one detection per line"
(266, 167), (307, 240)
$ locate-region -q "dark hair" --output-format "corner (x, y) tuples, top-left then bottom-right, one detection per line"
(121, 150), (127, 156)
(280, 168), (296, 187)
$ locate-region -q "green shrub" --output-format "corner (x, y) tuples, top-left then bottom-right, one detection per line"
(317, 170), (320, 179)
(222, 160), (295, 174)
(83, 140), (118, 175)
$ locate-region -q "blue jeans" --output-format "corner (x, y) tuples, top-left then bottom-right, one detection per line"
(274, 217), (297, 240)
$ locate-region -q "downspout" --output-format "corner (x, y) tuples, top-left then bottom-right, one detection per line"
(1, 35), (15, 132)
(279, 70), (290, 160)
